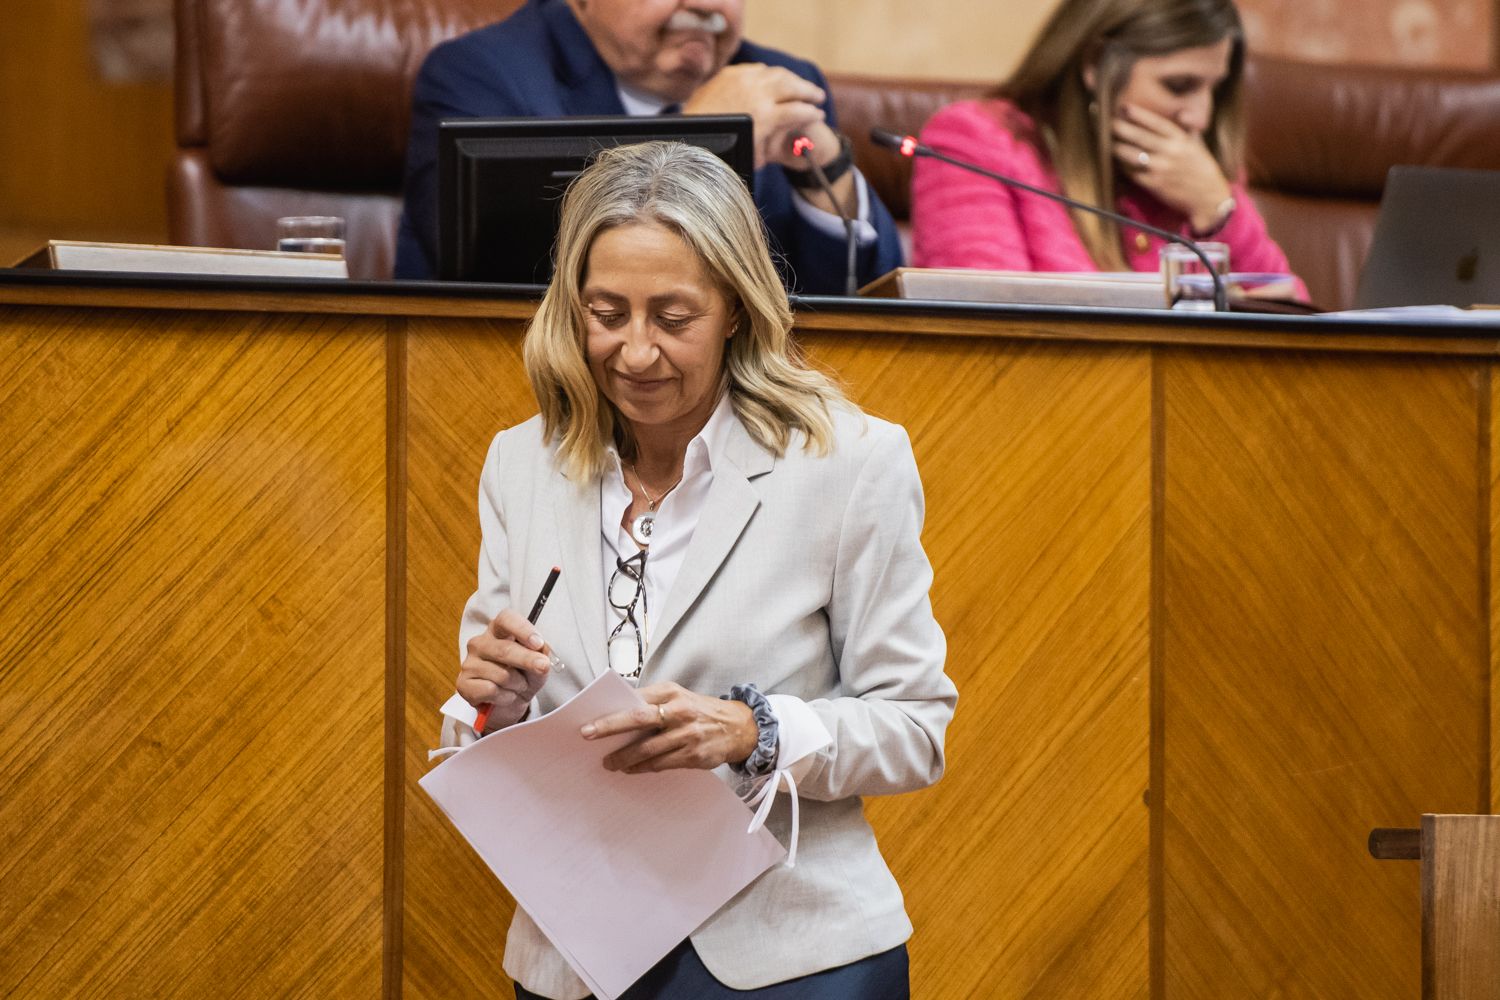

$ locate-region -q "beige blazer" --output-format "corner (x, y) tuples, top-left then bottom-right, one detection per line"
(456, 403), (957, 999)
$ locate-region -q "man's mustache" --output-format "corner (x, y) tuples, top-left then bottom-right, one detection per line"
(665, 10), (728, 33)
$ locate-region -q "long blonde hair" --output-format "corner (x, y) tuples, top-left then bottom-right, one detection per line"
(998, 0), (1246, 270)
(523, 141), (848, 481)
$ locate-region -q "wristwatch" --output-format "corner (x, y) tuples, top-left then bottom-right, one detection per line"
(786, 133), (855, 190)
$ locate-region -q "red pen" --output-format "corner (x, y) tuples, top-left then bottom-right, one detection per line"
(473, 566), (561, 734)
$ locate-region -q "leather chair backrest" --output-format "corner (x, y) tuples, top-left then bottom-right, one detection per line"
(1242, 56), (1500, 309)
(170, 0), (519, 279)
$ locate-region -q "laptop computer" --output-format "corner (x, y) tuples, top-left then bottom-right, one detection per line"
(1354, 165), (1500, 309)
(1356, 164), (1500, 308)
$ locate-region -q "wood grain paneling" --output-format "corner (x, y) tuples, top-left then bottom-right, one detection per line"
(0, 4), (172, 235)
(4, 279), (1498, 999)
(1491, 370), (1500, 817)
(804, 332), (1152, 998)
(396, 318), (1152, 997)
(1422, 814), (1500, 997)
(402, 317), (538, 999)
(1160, 351), (1487, 998)
(0, 305), (386, 997)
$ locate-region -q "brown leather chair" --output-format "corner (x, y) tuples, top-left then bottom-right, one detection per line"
(169, 0), (517, 280)
(1242, 58), (1500, 310)
(831, 60), (1500, 310)
(169, 0), (1500, 307)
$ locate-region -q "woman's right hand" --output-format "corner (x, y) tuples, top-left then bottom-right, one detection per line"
(457, 609), (553, 732)
(1111, 102), (1234, 233)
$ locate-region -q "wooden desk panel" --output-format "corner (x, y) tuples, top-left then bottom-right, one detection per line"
(807, 332), (1152, 998)
(1160, 351), (1487, 998)
(0, 305), (387, 997)
(3, 280), (1496, 999)
(402, 317), (535, 999)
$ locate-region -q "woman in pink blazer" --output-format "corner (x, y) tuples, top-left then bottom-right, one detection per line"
(911, 0), (1302, 292)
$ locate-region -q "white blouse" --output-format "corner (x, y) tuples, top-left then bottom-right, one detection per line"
(599, 394), (830, 782)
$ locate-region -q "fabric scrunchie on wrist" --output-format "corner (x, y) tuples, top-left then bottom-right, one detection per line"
(723, 683), (779, 778)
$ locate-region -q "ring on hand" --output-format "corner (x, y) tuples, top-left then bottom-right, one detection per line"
(1137, 150), (1151, 168)
(657, 704), (668, 730)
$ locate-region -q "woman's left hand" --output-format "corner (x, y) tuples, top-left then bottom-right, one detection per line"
(1111, 102), (1234, 233)
(580, 682), (760, 774)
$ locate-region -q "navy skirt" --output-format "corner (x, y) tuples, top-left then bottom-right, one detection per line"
(513, 940), (909, 1000)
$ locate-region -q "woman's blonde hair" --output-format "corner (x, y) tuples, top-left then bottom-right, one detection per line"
(523, 141), (848, 481)
(997, 0), (1246, 270)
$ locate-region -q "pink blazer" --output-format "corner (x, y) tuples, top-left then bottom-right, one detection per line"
(910, 99), (1302, 290)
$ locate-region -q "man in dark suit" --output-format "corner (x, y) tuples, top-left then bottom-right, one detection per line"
(394, 0), (904, 294)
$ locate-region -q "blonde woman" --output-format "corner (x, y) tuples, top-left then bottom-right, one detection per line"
(442, 141), (956, 1000)
(912, 0), (1302, 288)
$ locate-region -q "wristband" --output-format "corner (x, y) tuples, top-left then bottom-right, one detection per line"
(786, 133), (855, 190)
(723, 683), (779, 777)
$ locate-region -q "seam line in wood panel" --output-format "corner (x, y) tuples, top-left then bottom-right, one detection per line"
(383, 318), (408, 999)
(1483, 365), (1493, 815)
(1149, 346), (1166, 1000)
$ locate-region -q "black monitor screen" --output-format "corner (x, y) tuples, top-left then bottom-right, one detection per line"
(436, 114), (755, 284)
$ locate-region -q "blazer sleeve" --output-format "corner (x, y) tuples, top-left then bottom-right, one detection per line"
(395, 42), (529, 279)
(1219, 180), (1310, 301)
(793, 422), (957, 801)
(911, 101), (1040, 271)
(459, 428), (515, 656)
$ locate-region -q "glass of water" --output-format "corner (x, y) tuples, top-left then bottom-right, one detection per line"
(276, 216), (346, 256)
(1160, 241), (1229, 310)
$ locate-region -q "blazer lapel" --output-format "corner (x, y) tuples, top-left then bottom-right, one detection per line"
(542, 0), (628, 116)
(648, 419), (776, 659)
(553, 469), (609, 678)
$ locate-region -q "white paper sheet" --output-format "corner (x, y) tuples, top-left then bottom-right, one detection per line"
(420, 672), (786, 999)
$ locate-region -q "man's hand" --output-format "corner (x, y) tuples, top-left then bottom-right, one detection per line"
(683, 63), (827, 170)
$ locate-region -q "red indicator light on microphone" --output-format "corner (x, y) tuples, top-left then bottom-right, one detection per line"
(900, 136), (918, 157)
(792, 136), (814, 157)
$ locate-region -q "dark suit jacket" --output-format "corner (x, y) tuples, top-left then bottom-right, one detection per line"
(393, 0), (904, 294)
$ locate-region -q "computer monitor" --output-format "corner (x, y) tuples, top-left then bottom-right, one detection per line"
(436, 114), (755, 284)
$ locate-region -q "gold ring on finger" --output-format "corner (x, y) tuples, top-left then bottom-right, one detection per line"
(657, 704), (668, 730)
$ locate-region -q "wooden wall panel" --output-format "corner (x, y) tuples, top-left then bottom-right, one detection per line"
(1492, 370), (1499, 818)
(0, 3), (172, 236)
(1240, 0), (1494, 70)
(398, 321), (1152, 998)
(402, 317), (537, 999)
(803, 333), (1152, 998)
(1159, 351), (1488, 998)
(0, 305), (387, 997)
(7, 281), (1497, 999)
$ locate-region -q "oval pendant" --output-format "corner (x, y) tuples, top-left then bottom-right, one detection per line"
(630, 512), (655, 547)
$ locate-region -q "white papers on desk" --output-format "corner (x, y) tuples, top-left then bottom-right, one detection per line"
(419, 671), (786, 999)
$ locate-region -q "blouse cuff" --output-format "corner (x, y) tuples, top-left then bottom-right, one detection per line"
(734, 693), (833, 868)
(791, 171), (878, 245)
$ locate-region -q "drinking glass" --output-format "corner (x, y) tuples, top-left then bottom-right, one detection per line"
(1160, 241), (1229, 310)
(276, 216), (346, 256)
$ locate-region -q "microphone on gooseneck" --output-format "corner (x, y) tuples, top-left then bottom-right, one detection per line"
(868, 127), (1228, 312)
(792, 135), (860, 296)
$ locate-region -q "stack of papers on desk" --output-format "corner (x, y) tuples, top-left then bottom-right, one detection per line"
(860, 267), (1168, 308)
(420, 671), (785, 999)
(22, 240), (348, 278)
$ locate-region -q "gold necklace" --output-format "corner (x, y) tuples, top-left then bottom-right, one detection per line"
(627, 462), (682, 547)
